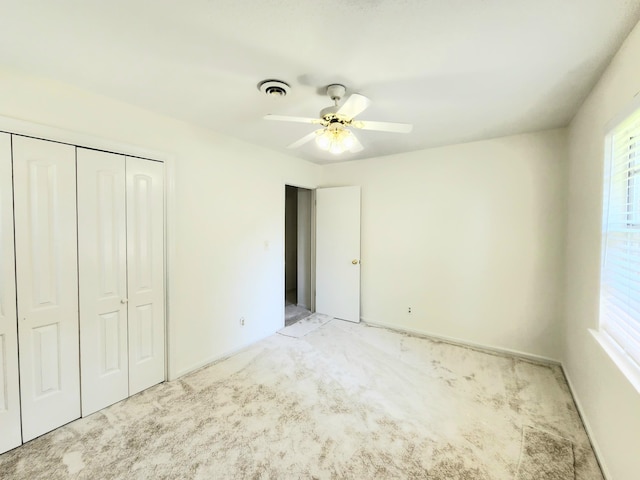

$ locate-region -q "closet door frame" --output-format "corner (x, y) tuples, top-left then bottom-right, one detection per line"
(0, 117), (173, 381)
(0, 132), (21, 454)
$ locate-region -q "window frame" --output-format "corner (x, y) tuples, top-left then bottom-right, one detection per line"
(594, 99), (640, 394)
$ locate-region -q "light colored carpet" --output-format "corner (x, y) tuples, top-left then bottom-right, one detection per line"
(515, 426), (575, 479)
(0, 320), (603, 479)
(279, 313), (332, 337)
(284, 304), (312, 326)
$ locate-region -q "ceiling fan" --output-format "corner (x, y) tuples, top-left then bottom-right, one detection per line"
(264, 84), (413, 155)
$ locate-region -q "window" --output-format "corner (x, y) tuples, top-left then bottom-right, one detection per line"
(599, 104), (640, 391)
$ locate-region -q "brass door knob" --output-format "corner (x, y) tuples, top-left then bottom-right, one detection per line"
(352, 259), (359, 265)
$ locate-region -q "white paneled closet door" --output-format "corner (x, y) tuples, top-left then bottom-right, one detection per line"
(12, 136), (80, 441)
(77, 149), (128, 416)
(0, 133), (21, 453)
(126, 157), (165, 395)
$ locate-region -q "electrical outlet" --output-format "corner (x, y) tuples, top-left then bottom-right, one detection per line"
(408, 307), (412, 314)
(240, 317), (245, 326)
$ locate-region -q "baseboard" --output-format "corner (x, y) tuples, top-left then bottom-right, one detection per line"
(561, 366), (611, 480)
(362, 319), (561, 365)
(170, 331), (273, 380)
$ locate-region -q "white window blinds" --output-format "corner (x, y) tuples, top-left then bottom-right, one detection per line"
(601, 107), (640, 370)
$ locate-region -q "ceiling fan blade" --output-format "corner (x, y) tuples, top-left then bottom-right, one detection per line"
(349, 133), (364, 153)
(353, 120), (413, 133)
(287, 131), (319, 149)
(264, 114), (320, 124)
(337, 94), (371, 119)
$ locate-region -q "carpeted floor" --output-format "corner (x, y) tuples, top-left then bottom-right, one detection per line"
(284, 303), (312, 326)
(0, 320), (603, 479)
(279, 313), (331, 338)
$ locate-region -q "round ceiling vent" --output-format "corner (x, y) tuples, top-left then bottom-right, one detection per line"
(258, 80), (290, 97)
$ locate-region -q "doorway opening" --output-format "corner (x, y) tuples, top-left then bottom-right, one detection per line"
(285, 185), (313, 326)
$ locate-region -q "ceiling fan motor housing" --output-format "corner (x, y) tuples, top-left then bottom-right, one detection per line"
(320, 105), (341, 121)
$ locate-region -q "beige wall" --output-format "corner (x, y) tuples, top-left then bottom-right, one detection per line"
(322, 129), (568, 360)
(0, 67), (321, 379)
(564, 20), (640, 480)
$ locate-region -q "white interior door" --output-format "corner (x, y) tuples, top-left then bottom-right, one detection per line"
(13, 136), (80, 441)
(127, 157), (165, 395)
(316, 186), (361, 322)
(0, 133), (21, 453)
(77, 149), (128, 416)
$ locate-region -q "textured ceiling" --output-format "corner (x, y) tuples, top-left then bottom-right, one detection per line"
(1, 0), (639, 163)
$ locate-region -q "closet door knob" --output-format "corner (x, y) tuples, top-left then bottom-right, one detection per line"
(121, 298), (128, 304)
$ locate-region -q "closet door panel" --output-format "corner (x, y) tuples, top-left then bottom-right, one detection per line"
(77, 149), (128, 416)
(0, 133), (21, 453)
(12, 136), (80, 441)
(127, 157), (165, 395)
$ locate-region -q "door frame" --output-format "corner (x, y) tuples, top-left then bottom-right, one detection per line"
(283, 184), (317, 319)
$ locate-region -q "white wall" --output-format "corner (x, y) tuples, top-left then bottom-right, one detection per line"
(0, 67), (321, 379)
(564, 20), (640, 480)
(6, 43), (639, 475)
(322, 129), (567, 360)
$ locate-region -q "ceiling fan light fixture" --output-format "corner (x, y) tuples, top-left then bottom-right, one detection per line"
(315, 130), (332, 150)
(315, 124), (354, 155)
(263, 83), (412, 155)
(341, 131), (355, 150)
(329, 142), (346, 155)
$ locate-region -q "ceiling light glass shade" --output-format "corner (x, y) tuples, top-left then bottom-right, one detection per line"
(329, 142), (345, 155)
(315, 130), (331, 150)
(315, 125), (355, 155)
(341, 132), (355, 150)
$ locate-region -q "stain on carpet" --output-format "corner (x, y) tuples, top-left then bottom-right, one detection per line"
(516, 426), (574, 480)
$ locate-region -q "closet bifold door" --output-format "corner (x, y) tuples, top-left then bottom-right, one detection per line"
(126, 157), (165, 395)
(12, 136), (80, 441)
(0, 133), (21, 453)
(77, 148), (128, 416)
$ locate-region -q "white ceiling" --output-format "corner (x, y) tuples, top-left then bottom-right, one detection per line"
(1, 1), (639, 164)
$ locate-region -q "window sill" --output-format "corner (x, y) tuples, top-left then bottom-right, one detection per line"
(590, 329), (640, 395)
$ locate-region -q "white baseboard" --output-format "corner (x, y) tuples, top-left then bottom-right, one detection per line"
(361, 318), (561, 365)
(561, 367), (611, 480)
